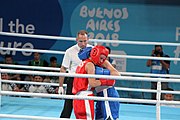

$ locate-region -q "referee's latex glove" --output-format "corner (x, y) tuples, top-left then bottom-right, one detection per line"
(58, 87), (64, 95)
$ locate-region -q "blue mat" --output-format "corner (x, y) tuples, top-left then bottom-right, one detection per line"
(0, 96), (180, 120)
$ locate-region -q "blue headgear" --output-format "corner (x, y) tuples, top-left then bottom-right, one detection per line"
(78, 47), (92, 60)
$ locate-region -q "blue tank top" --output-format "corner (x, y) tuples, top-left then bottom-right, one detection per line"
(151, 55), (169, 74)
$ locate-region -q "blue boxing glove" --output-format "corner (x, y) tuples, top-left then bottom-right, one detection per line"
(78, 47), (92, 60)
(95, 66), (110, 75)
(95, 66), (114, 86)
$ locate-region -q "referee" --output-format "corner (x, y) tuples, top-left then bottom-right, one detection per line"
(58, 30), (92, 118)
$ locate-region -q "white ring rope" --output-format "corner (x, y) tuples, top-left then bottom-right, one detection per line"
(0, 91), (169, 104)
(1, 79), (59, 87)
(121, 71), (180, 78)
(0, 90), (180, 120)
(0, 64), (61, 71)
(2, 79), (180, 95)
(1, 64), (180, 78)
(0, 114), (73, 120)
(0, 32), (180, 46)
(1, 69), (180, 82)
(0, 47), (65, 55)
(1, 91), (180, 105)
(1, 47), (180, 61)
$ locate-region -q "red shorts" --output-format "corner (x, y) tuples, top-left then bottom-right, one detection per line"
(73, 92), (94, 120)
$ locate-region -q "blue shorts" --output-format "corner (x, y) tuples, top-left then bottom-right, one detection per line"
(95, 86), (120, 120)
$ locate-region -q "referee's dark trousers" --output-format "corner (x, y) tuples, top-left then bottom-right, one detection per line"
(60, 77), (74, 118)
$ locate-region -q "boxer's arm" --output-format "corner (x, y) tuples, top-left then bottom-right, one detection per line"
(85, 62), (102, 87)
(102, 60), (120, 76)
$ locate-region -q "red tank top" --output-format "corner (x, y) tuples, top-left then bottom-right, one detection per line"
(72, 59), (94, 94)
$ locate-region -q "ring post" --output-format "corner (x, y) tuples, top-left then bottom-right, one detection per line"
(0, 68), (1, 107)
(156, 80), (161, 120)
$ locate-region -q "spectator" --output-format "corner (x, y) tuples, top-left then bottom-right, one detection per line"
(46, 85), (59, 94)
(146, 45), (170, 100)
(1, 73), (20, 92)
(161, 88), (180, 107)
(28, 75), (47, 93)
(28, 52), (48, 67)
(43, 56), (60, 94)
(163, 88), (174, 101)
(26, 52), (49, 81)
(1, 55), (21, 80)
(44, 56), (60, 83)
(49, 56), (60, 68)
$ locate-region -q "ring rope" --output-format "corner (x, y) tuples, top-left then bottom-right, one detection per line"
(1, 69), (180, 82)
(1, 64), (180, 78)
(2, 79), (180, 95)
(0, 114), (73, 120)
(1, 47), (180, 61)
(0, 91), (165, 104)
(0, 47), (65, 55)
(1, 91), (180, 105)
(0, 32), (180, 46)
(1, 79), (59, 87)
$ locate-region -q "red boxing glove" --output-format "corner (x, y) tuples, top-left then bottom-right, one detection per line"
(100, 79), (115, 86)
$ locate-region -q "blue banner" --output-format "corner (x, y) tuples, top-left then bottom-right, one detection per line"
(0, 0), (180, 99)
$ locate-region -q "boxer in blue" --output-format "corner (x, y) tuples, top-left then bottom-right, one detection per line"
(95, 66), (120, 120)
(78, 47), (120, 120)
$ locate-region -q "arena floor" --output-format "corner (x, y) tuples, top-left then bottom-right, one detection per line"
(0, 96), (180, 120)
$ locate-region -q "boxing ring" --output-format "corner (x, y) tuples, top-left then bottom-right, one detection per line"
(0, 32), (180, 120)
(1, 95), (180, 120)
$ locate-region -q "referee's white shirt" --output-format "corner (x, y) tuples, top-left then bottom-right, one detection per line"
(62, 44), (93, 73)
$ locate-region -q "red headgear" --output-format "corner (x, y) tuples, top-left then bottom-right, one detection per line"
(90, 45), (109, 66)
